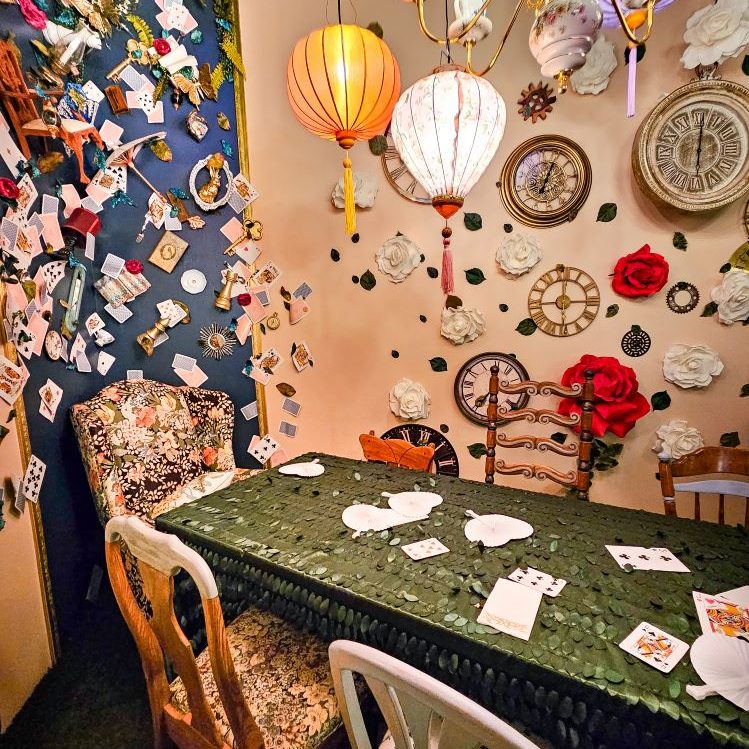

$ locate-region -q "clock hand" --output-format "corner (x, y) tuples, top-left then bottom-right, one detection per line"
(695, 114), (705, 176)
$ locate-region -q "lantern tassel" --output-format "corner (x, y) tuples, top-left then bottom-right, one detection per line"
(343, 155), (355, 236)
(441, 234), (454, 295)
(626, 44), (637, 118)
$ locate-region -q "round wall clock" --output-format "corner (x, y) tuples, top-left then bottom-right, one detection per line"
(381, 425), (459, 477)
(454, 352), (530, 426)
(499, 134), (592, 228)
(632, 78), (749, 212)
(380, 128), (431, 205)
(528, 264), (600, 337)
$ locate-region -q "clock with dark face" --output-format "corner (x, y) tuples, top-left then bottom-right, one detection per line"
(381, 425), (459, 477)
(454, 352), (530, 426)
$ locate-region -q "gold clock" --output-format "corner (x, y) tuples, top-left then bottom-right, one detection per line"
(528, 264), (600, 337)
(632, 78), (749, 212)
(499, 135), (592, 228)
(381, 129), (430, 205)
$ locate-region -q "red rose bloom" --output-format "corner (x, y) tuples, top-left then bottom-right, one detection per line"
(0, 178), (20, 200)
(124, 259), (143, 275)
(558, 354), (650, 438)
(237, 293), (252, 307)
(153, 38), (171, 56)
(611, 244), (669, 298)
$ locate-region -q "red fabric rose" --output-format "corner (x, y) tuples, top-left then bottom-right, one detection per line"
(18, 0), (47, 29)
(237, 293), (252, 307)
(153, 38), (171, 56)
(611, 244), (669, 298)
(124, 259), (143, 275)
(0, 177), (20, 200)
(558, 354), (650, 438)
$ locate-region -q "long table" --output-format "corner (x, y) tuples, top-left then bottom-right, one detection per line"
(156, 453), (749, 749)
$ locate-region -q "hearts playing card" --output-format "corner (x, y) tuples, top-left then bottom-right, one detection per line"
(619, 622), (689, 673)
(508, 567), (567, 597)
(693, 591), (749, 638)
(402, 538), (450, 561)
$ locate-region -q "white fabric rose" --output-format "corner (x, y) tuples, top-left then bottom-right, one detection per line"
(652, 419), (705, 461)
(440, 306), (486, 345)
(331, 171), (378, 209)
(571, 35), (617, 95)
(681, 0), (749, 69)
(710, 269), (749, 325)
(496, 232), (543, 276)
(389, 379), (430, 420)
(375, 233), (422, 283)
(662, 344), (724, 389)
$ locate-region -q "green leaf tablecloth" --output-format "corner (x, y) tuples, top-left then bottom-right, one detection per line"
(156, 453), (749, 749)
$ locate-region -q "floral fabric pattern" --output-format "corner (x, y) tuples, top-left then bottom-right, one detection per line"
(169, 607), (344, 749)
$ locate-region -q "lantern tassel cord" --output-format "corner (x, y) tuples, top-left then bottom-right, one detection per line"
(343, 155), (356, 236)
(626, 43), (637, 118)
(441, 232), (454, 295)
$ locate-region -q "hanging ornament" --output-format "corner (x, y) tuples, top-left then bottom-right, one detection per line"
(198, 324), (236, 359)
(621, 324), (651, 357)
(517, 82), (556, 123)
(666, 281), (699, 314)
(390, 66), (506, 294)
(287, 24), (400, 236)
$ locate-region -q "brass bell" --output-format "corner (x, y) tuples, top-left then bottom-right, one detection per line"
(136, 316), (170, 357)
(215, 269), (240, 311)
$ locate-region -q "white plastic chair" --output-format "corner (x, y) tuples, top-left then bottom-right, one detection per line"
(329, 640), (540, 749)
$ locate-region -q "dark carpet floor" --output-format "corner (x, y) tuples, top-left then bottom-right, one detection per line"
(1, 585), (152, 749)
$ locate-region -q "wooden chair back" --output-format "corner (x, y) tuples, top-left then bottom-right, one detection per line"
(484, 366), (595, 500)
(658, 446), (749, 524)
(359, 431), (435, 472)
(0, 39), (39, 138)
(104, 515), (263, 749)
(329, 640), (539, 749)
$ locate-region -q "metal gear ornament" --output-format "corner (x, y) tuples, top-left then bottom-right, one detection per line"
(517, 82), (556, 123)
(621, 324), (651, 357)
(666, 282), (700, 313)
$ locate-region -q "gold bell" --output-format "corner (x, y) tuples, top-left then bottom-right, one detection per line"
(136, 316), (170, 357)
(215, 269), (240, 311)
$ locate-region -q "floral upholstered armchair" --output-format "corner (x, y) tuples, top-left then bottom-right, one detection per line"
(71, 379), (253, 527)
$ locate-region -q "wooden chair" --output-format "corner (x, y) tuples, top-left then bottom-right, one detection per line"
(105, 515), (348, 749)
(359, 431), (435, 472)
(484, 366), (596, 500)
(0, 38), (102, 184)
(329, 640), (540, 749)
(659, 446), (749, 524)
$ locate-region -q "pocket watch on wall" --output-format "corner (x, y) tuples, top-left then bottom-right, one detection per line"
(381, 425), (460, 477)
(454, 352), (530, 426)
(632, 78), (749, 212)
(380, 128), (431, 205)
(499, 135), (592, 228)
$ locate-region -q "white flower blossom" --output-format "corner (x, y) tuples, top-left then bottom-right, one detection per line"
(681, 0), (749, 69)
(710, 269), (749, 325)
(331, 171), (378, 209)
(571, 35), (617, 95)
(496, 232), (543, 276)
(440, 306), (486, 345)
(375, 233), (422, 283)
(389, 379), (430, 420)
(652, 419), (704, 461)
(662, 344), (724, 389)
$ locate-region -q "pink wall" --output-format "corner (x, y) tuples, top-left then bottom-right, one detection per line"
(241, 0), (747, 522)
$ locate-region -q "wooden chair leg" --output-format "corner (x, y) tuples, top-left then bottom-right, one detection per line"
(745, 498), (748, 528)
(718, 494), (725, 525)
(694, 493), (700, 521)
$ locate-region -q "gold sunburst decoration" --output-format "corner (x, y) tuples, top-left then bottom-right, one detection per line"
(198, 324), (236, 359)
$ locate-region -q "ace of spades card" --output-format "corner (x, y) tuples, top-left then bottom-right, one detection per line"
(619, 622), (688, 673)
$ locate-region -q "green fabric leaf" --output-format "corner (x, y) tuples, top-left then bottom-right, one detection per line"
(467, 443), (487, 459)
(464, 268), (486, 285)
(740, 384), (749, 397)
(719, 262), (732, 273)
(672, 232), (688, 250)
(668, 679), (681, 699)
(516, 318), (537, 336)
(720, 431), (740, 447)
(550, 432), (567, 444)
(359, 270), (376, 290)
(445, 295), (462, 309)
(330, 248), (341, 262)
(596, 203), (617, 222)
(701, 301), (718, 317)
(367, 21), (384, 38)
(427, 266), (439, 279)
(605, 304), (619, 318)
(650, 391), (671, 411)
(503, 223), (513, 233)
(429, 357), (448, 372)
(368, 135), (387, 156)
(464, 212), (483, 231)
(604, 669), (624, 684)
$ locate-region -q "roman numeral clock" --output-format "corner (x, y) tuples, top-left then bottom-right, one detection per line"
(381, 425), (460, 477)
(633, 77), (749, 212)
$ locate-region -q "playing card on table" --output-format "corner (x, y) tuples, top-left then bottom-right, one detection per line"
(693, 591), (749, 638)
(248, 434), (281, 463)
(279, 420), (297, 438)
(605, 545), (655, 571)
(252, 261), (281, 286)
(647, 548), (690, 573)
(254, 288), (271, 306)
(42, 260), (66, 293)
(619, 622), (689, 673)
(38, 379), (63, 422)
(85, 313), (106, 335)
(240, 292), (267, 324)
(255, 348), (283, 374)
(127, 370), (144, 381)
(173, 364), (207, 387)
(97, 351), (115, 376)
(477, 578), (542, 641)
(240, 401), (258, 421)
(402, 538), (450, 561)
(172, 353), (196, 372)
(104, 303), (133, 323)
(101, 253), (126, 278)
(21, 455), (46, 504)
(508, 567), (567, 597)
(41, 194), (59, 215)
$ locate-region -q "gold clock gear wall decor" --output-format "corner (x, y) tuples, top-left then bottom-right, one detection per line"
(499, 134), (592, 227)
(632, 77), (749, 212)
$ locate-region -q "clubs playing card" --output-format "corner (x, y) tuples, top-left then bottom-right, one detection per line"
(508, 567), (567, 597)
(606, 545), (689, 572)
(254, 348), (283, 374)
(21, 455), (46, 503)
(402, 538), (450, 561)
(477, 578), (542, 641)
(693, 592), (749, 638)
(248, 435), (281, 463)
(647, 548), (691, 573)
(619, 622), (689, 673)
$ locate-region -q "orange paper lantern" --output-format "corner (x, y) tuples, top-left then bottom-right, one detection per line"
(287, 24), (400, 235)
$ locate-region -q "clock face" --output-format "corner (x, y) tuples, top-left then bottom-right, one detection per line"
(634, 79), (749, 212)
(454, 353), (530, 426)
(528, 264), (600, 337)
(500, 135), (592, 228)
(381, 129), (431, 205)
(381, 425), (459, 477)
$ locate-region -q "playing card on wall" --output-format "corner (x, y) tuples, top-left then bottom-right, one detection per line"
(248, 434), (281, 463)
(21, 455), (46, 504)
(0, 354), (28, 405)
